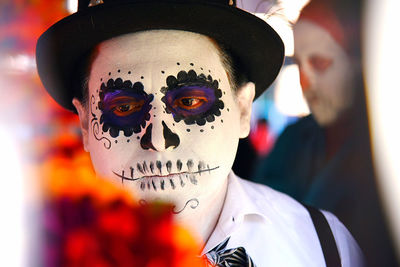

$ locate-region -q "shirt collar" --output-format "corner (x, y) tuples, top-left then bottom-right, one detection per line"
(223, 171), (269, 224)
(202, 170), (269, 254)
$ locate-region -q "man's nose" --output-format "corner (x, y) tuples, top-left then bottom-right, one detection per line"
(299, 67), (311, 92)
(140, 120), (180, 151)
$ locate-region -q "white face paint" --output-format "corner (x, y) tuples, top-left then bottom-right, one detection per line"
(293, 20), (355, 126)
(75, 30), (252, 219)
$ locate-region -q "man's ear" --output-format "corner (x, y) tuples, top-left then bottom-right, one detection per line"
(72, 98), (89, 152)
(236, 82), (255, 138)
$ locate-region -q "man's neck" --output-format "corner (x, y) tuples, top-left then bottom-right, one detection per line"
(173, 176), (229, 246)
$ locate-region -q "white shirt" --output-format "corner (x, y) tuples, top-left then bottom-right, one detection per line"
(202, 171), (365, 267)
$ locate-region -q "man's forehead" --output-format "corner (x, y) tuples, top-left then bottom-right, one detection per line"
(294, 20), (344, 58)
(93, 30), (223, 67)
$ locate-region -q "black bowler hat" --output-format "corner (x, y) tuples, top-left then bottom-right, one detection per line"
(36, 0), (284, 112)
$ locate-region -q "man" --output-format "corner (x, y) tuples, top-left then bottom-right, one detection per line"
(253, 1), (397, 266)
(36, 0), (364, 266)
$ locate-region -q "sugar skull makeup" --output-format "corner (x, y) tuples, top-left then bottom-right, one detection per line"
(98, 78), (154, 137)
(76, 30), (253, 218)
(161, 70), (224, 125)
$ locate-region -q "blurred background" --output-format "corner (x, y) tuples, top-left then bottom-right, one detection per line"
(0, 0), (399, 266)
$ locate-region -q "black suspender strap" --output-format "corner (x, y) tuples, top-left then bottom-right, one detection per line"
(303, 204), (342, 267)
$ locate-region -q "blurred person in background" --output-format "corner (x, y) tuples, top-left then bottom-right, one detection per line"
(253, 0), (398, 265)
(35, 0), (366, 265)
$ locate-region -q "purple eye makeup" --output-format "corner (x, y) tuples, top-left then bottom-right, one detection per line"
(161, 70), (224, 126)
(98, 78), (153, 138)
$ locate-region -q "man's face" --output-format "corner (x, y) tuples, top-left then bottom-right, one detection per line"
(294, 20), (354, 126)
(75, 30), (251, 207)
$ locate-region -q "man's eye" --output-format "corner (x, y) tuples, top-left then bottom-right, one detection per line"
(111, 100), (144, 116)
(175, 96), (208, 110)
(309, 55), (333, 72)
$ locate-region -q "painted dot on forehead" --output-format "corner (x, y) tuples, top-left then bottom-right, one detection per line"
(118, 69), (121, 73)
(190, 63), (194, 66)
(109, 72), (111, 75)
(177, 62), (180, 65)
(128, 71), (131, 74)
(141, 76), (144, 79)
(161, 70), (165, 74)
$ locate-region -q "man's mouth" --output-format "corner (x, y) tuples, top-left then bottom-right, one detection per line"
(112, 160), (219, 191)
(112, 166), (219, 181)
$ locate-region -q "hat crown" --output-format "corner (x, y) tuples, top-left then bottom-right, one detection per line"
(37, 0), (283, 112)
(79, 0), (236, 11)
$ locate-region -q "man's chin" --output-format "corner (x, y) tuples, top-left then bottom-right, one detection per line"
(312, 109), (338, 126)
(135, 189), (202, 215)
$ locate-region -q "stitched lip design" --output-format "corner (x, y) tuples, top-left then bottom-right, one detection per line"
(112, 165), (220, 182)
(112, 159), (219, 191)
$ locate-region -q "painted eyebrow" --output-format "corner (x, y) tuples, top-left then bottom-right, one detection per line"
(176, 77), (213, 86)
(100, 78), (144, 93)
(169, 80), (213, 92)
(164, 70), (219, 90)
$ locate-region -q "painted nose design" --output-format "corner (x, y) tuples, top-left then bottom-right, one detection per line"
(140, 121), (180, 150)
(162, 121), (180, 149)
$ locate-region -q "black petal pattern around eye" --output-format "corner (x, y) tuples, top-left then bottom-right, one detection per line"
(98, 78), (153, 138)
(160, 70), (224, 126)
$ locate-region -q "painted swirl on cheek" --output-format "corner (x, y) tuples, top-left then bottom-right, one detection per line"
(161, 69), (224, 126)
(98, 78), (153, 138)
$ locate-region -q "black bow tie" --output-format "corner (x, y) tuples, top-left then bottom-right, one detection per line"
(204, 237), (256, 267)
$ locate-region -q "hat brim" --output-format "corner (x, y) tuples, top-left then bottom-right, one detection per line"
(36, 1), (284, 112)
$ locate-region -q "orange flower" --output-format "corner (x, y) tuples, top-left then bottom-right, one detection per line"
(40, 150), (134, 206)
(40, 148), (206, 267)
